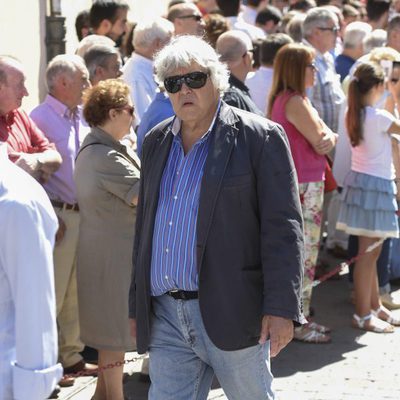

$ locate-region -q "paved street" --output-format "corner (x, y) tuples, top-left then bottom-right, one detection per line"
(59, 257), (400, 400)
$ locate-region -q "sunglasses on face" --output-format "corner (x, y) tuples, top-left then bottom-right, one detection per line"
(117, 105), (135, 116)
(307, 62), (317, 70)
(177, 14), (203, 22)
(164, 71), (209, 94)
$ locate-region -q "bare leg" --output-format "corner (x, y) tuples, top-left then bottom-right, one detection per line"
(353, 236), (382, 329)
(92, 368), (106, 400)
(97, 349), (125, 400)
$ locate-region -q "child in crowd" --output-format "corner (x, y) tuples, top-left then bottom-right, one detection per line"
(337, 62), (400, 333)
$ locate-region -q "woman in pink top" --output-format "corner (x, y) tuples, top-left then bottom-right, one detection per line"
(268, 43), (337, 344)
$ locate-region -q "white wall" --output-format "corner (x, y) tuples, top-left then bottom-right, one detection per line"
(0, 0), (170, 111)
(0, 0), (47, 111)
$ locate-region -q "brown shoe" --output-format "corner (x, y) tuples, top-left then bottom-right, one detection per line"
(58, 376), (75, 387)
(64, 360), (98, 376)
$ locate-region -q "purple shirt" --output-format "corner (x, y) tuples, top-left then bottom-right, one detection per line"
(30, 95), (90, 204)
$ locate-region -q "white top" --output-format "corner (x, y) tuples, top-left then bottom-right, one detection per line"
(351, 106), (395, 180)
(241, 6), (258, 25)
(332, 101), (351, 187)
(226, 16), (265, 41)
(0, 143), (62, 400)
(122, 52), (157, 122)
(245, 66), (273, 114)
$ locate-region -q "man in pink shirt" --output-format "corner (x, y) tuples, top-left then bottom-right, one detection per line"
(0, 56), (61, 181)
(30, 54), (95, 386)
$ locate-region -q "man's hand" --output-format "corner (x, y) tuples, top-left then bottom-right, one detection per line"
(259, 315), (294, 358)
(13, 152), (41, 176)
(55, 216), (66, 245)
(130, 318), (137, 339)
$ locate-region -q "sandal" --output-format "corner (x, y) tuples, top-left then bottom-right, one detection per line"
(294, 325), (331, 343)
(352, 313), (394, 333)
(306, 319), (332, 333)
(372, 306), (400, 326)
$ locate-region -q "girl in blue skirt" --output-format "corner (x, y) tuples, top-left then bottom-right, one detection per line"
(337, 62), (400, 333)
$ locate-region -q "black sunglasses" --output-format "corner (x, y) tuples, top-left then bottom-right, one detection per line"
(117, 105), (135, 116)
(176, 14), (203, 22)
(164, 71), (209, 94)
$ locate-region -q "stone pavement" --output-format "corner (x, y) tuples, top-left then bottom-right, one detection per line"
(59, 259), (400, 400)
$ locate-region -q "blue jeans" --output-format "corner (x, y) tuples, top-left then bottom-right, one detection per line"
(148, 294), (275, 400)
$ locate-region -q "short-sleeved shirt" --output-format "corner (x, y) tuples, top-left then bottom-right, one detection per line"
(351, 106), (396, 180)
(0, 109), (55, 162)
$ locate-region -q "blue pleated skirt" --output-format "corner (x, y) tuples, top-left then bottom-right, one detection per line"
(336, 170), (399, 238)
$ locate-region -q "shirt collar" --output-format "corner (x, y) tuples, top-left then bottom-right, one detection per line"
(0, 110), (17, 126)
(229, 74), (250, 92)
(171, 99), (221, 140)
(45, 94), (79, 121)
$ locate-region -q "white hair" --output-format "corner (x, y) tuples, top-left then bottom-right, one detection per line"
(303, 7), (338, 38)
(343, 21), (372, 49)
(133, 18), (174, 49)
(154, 35), (229, 95)
(363, 29), (387, 54)
(75, 34), (116, 58)
(46, 54), (88, 93)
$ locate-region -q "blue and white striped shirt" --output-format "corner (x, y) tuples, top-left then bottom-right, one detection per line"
(150, 106), (219, 296)
(304, 40), (345, 133)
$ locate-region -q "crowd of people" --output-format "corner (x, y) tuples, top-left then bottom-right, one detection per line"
(2, 0), (400, 399)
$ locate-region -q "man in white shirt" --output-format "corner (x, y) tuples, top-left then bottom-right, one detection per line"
(216, 0), (265, 41)
(122, 17), (174, 121)
(246, 33), (292, 114)
(0, 142), (62, 400)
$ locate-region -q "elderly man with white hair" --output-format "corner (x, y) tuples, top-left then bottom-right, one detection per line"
(303, 7), (345, 133)
(335, 21), (372, 82)
(30, 55), (95, 386)
(123, 17), (174, 120)
(83, 44), (122, 86)
(128, 35), (305, 400)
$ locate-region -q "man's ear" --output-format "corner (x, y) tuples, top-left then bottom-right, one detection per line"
(98, 19), (113, 34)
(95, 65), (105, 80)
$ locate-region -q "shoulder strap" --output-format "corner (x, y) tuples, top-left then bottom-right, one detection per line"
(75, 142), (104, 161)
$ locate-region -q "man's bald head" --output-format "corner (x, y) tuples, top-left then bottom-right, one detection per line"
(216, 31), (252, 63)
(0, 56), (24, 85)
(168, 3), (205, 36)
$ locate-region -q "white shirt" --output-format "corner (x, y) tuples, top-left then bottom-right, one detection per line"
(351, 106), (395, 179)
(226, 16), (265, 41)
(245, 66), (273, 114)
(122, 52), (157, 122)
(0, 143), (62, 400)
(241, 6), (258, 25)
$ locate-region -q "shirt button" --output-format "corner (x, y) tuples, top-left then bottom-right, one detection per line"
(165, 275), (169, 280)
(165, 248), (169, 253)
(173, 195), (178, 200)
(169, 221), (172, 226)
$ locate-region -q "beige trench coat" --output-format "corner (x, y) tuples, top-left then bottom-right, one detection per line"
(74, 127), (140, 351)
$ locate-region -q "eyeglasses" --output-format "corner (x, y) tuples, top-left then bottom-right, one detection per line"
(317, 26), (339, 34)
(164, 71), (209, 94)
(117, 105), (135, 116)
(176, 14), (203, 22)
(242, 48), (255, 57)
(307, 62), (317, 70)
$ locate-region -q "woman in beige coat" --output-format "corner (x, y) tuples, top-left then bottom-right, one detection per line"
(74, 79), (140, 400)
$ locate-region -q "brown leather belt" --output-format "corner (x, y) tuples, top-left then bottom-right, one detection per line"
(51, 200), (80, 212)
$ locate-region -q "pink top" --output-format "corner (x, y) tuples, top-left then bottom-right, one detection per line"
(271, 91), (326, 184)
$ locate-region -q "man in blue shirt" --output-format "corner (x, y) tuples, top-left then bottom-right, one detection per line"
(129, 35), (305, 400)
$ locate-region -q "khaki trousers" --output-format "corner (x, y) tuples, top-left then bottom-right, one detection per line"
(53, 207), (84, 368)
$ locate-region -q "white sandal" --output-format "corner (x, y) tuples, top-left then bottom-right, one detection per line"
(352, 313), (394, 333)
(372, 306), (400, 326)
